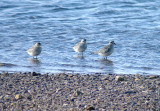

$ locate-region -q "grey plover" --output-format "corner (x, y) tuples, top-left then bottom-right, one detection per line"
(26, 42), (42, 58)
(73, 39), (87, 55)
(93, 41), (115, 59)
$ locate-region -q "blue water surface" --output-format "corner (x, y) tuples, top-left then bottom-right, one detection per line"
(0, 0), (160, 75)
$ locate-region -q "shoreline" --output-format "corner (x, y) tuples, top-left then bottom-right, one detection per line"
(0, 72), (159, 110)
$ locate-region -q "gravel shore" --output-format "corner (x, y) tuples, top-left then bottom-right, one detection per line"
(0, 72), (159, 111)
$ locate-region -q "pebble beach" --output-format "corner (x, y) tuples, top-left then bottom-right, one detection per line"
(0, 72), (159, 111)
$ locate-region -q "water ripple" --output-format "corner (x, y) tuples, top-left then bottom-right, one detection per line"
(0, 0), (160, 75)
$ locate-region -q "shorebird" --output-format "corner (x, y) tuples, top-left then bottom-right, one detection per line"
(73, 39), (87, 55)
(93, 41), (115, 59)
(26, 42), (42, 58)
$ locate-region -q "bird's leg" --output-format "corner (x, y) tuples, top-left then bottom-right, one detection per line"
(82, 52), (83, 56)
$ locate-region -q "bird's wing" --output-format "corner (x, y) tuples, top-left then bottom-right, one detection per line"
(26, 45), (35, 52)
(79, 43), (87, 49)
(96, 45), (110, 53)
(103, 45), (111, 53)
(73, 42), (81, 48)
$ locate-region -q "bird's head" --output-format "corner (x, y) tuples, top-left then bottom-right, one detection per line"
(109, 41), (116, 45)
(35, 42), (41, 46)
(81, 39), (86, 43)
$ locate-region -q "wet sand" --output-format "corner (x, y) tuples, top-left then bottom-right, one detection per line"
(0, 72), (159, 111)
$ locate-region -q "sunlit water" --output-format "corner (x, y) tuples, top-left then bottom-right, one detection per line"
(0, 0), (160, 75)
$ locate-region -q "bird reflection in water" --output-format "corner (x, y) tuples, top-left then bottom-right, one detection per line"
(73, 54), (85, 59)
(27, 58), (41, 73)
(28, 58), (41, 65)
(97, 58), (114, 74)
(99, 58), (113, 64)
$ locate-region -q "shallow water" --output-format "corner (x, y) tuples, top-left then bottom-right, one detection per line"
(0, 0), (160, 75)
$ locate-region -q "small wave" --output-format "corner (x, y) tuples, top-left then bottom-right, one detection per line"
(60, 63), (99, 69)
(73, 6), (96, 10)
(93, 10), (118, 16)
(125, 66), (154, 70)
(0, 5), (18, 10)
(50, 6), (70, 12)
(0, 63), (17, 67)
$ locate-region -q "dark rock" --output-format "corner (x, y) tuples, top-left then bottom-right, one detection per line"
(131, 102), (137, 107)
(32, 72), (41, 76)
(115, 76), (125, 81)
(27, 96), (32, 101)
(70, 97), (76, 102)
(148, 75), (160, 79)
(124, 91), (136, 94)
(76, 91), (84, 96)
(148, 87), (156, 90)
(85, 106), (95, 110)
(8, 84), (13, 88)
